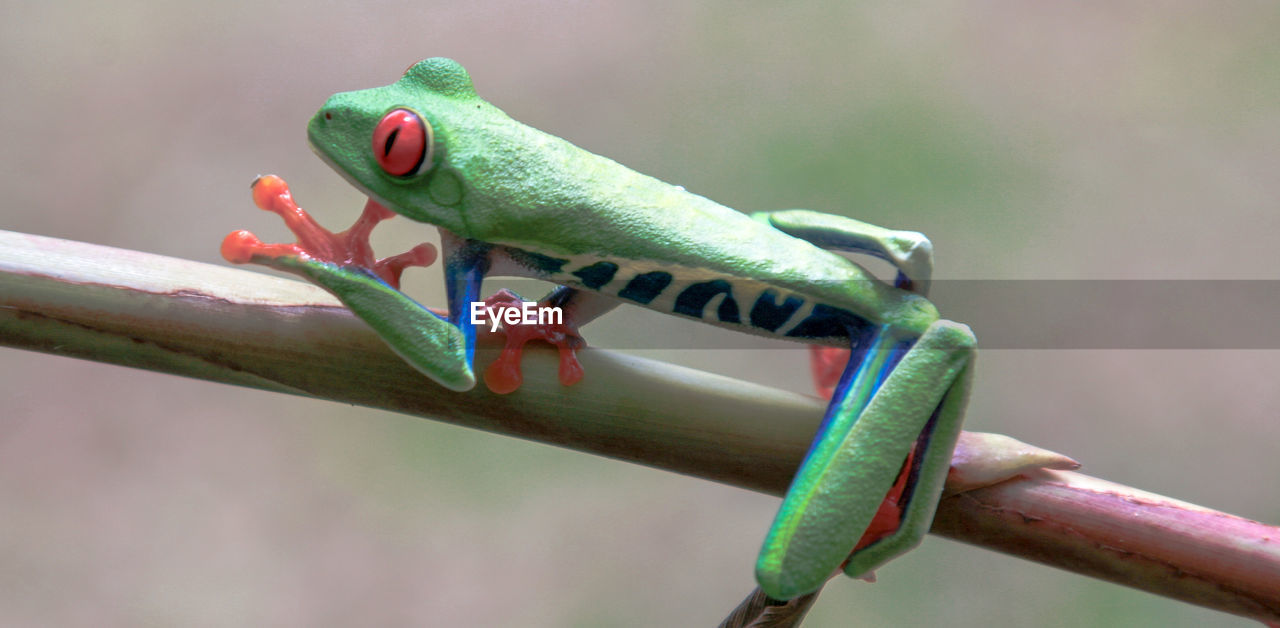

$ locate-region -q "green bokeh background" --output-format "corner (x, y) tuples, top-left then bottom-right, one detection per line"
(3, 2), (1279, 626)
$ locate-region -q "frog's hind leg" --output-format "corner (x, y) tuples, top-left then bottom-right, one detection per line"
(840, 324), (973, 579)
(753, 209), (936, 396)
(755, 319), (974, 600)
(751, 210), (933, 294)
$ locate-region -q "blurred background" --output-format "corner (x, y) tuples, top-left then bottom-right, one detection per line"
(2, 2), (1278, 625)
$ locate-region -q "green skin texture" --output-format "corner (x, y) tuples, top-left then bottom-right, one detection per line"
(295, 58), (976, 601)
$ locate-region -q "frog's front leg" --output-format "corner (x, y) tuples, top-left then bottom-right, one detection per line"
(450, 232), (623, 394)
(475, 284), (619, 394)
(222, 175), (479, 391)
(756, 320), (975, 599)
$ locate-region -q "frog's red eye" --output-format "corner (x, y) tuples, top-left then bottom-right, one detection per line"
(372, 109), (432, 177)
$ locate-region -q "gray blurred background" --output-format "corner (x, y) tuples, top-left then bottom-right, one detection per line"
(2, 2), (1278, 625)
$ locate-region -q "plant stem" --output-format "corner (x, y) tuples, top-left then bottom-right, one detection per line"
(2, 229), (1277, 622)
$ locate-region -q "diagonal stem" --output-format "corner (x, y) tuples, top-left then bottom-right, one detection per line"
(1, 229), (1277, 623)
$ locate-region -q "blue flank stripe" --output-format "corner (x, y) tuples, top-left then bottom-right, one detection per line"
(797, 326), (915, 473)
(445, 255), (486, 370)
(875, 339), (912, 391)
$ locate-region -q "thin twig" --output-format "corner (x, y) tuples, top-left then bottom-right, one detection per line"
(718, 586), (820, 628)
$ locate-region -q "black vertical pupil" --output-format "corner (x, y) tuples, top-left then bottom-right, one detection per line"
(383, 127), (400, 156)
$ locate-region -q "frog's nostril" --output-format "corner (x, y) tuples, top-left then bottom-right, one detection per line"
(324, 111), (332, 121)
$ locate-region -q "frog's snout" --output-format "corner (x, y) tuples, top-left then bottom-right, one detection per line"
(306, 98), (340, 137)
(306, 92), (362, 143)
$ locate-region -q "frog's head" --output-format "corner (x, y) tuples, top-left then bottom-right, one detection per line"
(307, 58), (478, 235)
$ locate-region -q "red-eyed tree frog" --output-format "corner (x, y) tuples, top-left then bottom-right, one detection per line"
(223, 58), (976, 602)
